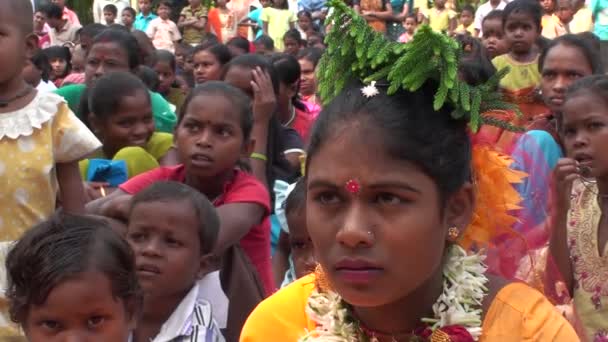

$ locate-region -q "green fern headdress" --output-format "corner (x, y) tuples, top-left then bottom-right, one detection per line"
(317, 0), (522, 132)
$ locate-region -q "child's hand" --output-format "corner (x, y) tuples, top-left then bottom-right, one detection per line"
(553, 158), (579, 212)
(251, 67), (276, 124)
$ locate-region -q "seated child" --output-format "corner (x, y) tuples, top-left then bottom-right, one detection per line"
(254, 35), (275, 55)
(423, 0), (457, 34)
(127, 181), (224, 342)
(273, 180), (316, 288)
(147, 1), (182, 53)
(570, 0), (593, 33)
(122, 7), (137, 31)
(542, 0), (575, 38)
(104, 4), (118, 25)
(5, 214), (140, 341)
(43, 46), (71, 87)
(455, 4), (476, 35)
(481, 10), (508, 59)
(22, 50), (56, 93)
(398, 14), (417, 43)
(153, 50), (185, 113)
(540, 0), (555, 28)
(79, 72), (174, 195)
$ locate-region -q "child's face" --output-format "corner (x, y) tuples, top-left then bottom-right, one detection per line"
(190, 0), (202, 7)
(85, 42), (131, 86)
(71, 50), (85, 73)
(555, 0), (574, 23)
(49, 57), (68, 79)
(90, 89), (154, 158)
(504, 12), (539, 56)
(175, 92), (248, 179)
(254, 42), (272, 55)
(540, 44), (592, 113)
(34, 11), (46, 30)
(460, 10), (473, 26)
(482, 18), (508, 58)
(122, 10), (135, 26)
(298, 15), (312, 31)
(434, 0), (446, 9)
(139, 0), (152, 13)
(541, 0), (555, 13)
(128, 200), (208, 301)
(561, 92), (608, 179)
(274, 0), (287, 8)
(403, 17), (416, 33)
(154, 60), (176, 94)
(24, 271), (134, 342)
(298, 57), (316, 96)
(193, 50), (223, 84)
(51, 0), (66, 8)
(261, 0), (272, 7)
(287, 208), (316, 279)
(307, 35), (323, 48)
(104, 11), (116, 24)
(284, 37), (301, 56)
(157, 5), (171, 19)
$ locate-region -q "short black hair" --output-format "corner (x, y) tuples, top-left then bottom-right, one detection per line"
(43, 46), (72, 77)
(283, 28), (303, 43)
(503, 0), (542, 30)
(6, 214), (141, 324)
(123, 6), (137, 17)
(135, 65), (160, 91)
(192, 43), (232, 66)
(40, 3), (63, 20)
(539, 34), (603, 75)
(285, 178), (306, 214)
(88, 71), (151, 120)
(130, 181), (221, 255)
(31, 49), (52, 82)
(567, 75), (608, 107)
(154, 49), (177, 72)
(461, 4), (475, 14)
(158, 0), (173, 8)
(92, 29), (141, 70)
(80, 23), (107, 40)
(482, 9), (504, 26)
(297, 47), (323, 68)
(9, 0), (34, 34)
(227, 36), (252, 55)
(255, 35), (275, 51)
(103, 4), (118, 15)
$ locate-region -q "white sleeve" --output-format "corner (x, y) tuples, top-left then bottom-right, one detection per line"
(93, 0), (102, 23)
(474, 6), (484, 31)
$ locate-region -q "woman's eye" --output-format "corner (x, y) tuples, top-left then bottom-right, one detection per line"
(291, 241), (307, 249)
(40, 320), (60, 331)
(315, 192), (340, 205)
(128, 232), (145, 242)
(589, 122), (603, 130)
(375, 193), (403, 205)
(87, 316), (105, 328)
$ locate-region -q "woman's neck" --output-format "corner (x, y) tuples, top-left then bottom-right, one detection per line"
(185, 169), (235, 201)
(278, 102), (294, 126)
(133, 291), (189, 342)
(352, 264), (444, 337)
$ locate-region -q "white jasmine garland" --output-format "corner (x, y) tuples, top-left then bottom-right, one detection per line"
(301, 245), (488, 342)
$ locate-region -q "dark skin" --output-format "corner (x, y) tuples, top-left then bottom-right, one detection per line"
(86, 95), (263, 255)
(306, 119), (508, 338)
(550, 92), (608, 294)
(504, 12), (540, 63)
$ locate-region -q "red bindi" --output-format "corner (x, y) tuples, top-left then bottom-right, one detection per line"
(345, 179), (361, 194)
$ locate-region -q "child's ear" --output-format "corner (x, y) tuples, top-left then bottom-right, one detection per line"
(24, 33), (38, 60)
(241, 137), (255, 159)
(196, 253), (216, 279)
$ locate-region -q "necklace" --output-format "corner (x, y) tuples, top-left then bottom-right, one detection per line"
(282, 105), (296, 127)
(0, 85), (33, 107)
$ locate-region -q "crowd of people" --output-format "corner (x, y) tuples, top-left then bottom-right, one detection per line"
(1, 0), (608, 340)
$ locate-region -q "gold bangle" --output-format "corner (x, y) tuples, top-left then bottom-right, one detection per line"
(250, 152), (268, 162)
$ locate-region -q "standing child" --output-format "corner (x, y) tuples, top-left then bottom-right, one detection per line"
(22, 50), (56, 93)
(153, 50), (186, 113)
(423, 0), (457, 34)
(398, 14), (417, 42)
(261, 0), (297, 51)
(541, 0), (555, 28)
(481, 10), (508, 59)
(455, 5), (476, 35)
(127, 182), (224, 342)
(5, 215), (140, 341)
(134, 0), (157, 32)
(122, 7), (137, 31)
(551, 75), (608, 341)
(88, 82), (275, 296)
(93, 0), (130, 24)
(104, 4), (119, 25)
(243, 0), (272, 40)
(147, 1), (182, 53)
(492, 0), (546, 122)
(283, 28), (303, 56)
(571, 0), (593, 33)
(179, 0), (208, 46)
(296, 10), (314, 39)
(542, 0), (575, 38)
(474, 0), (507, 37)
(43, 46), (71, 87)
(213, 0), (238, 43)
(0, 1), (100, 241)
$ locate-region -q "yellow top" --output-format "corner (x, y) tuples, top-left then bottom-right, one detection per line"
(261, 7), (297, 51)
(571, 6), (593, 33)
(0, 92), (100, 241)
(240, 274), (579, 341)
(424, 7), (457, 32)
(455, 23), (476, 35)
(567, 180), (608, 341)
(492, 54), (541, 93)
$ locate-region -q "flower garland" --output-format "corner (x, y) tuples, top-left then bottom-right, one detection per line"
(300, 245), (488, 342)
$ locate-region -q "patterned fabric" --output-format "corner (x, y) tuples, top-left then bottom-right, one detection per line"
(567, 180), (608, 341)
(355, 0), (388, 32)
(181, 5), (209, 45)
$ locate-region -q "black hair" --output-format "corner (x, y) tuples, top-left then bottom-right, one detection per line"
(307, 31), (326, 47)
(307, 81), (471, 205)
(31, 50), (52, 82)
(285, 178), (306, 214)
(154, 49), (177, 72)
(482, 9), (504, 26)
(103, 4), (118, 15)
(297, 10), (313, 19)
(10, 0), (34, 34)
(227, 36), (252, 55)
(566, 75), (608, 105)
(108, 23), (130, 32)
(135, 65), (160, 92)
(201, 32), (220, 47)
(578, 31), (601, 51)
(88, 71), (151, 120)
(297, 47), (323, 68)
(255, 35), (275, 51)
(460, 4), (475, 14)
(538, 34), (603, 75)
(92, 28), (141, 70)
(270, 53), (307, 111)
(192, 43), (232, 66)
(158, 0), (173, 8)
(123, 6), (137, 18)
(273, 0), (289, 10)
(283, 28), (303, 44)
(41, 3), (63, 20)
(503, 0), (542, 30)
(6, 214), (141, 324)
(179, 81), (254, 142)
(130, 181), (221, 255)
(404, 13), (417, 22)
(43, 46), (72, 78)
(79, 23), (107, 44)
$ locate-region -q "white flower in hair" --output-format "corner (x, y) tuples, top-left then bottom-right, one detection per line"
(361, 81), (379, 98)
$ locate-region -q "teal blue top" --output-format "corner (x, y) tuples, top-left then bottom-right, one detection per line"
(592, 0), (608, 40)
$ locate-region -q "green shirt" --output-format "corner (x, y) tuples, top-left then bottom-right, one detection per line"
(54, 84), (177, 133)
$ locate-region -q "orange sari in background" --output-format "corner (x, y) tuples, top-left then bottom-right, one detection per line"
(240, 274), (579, 341)
(359, 0), (388, 33)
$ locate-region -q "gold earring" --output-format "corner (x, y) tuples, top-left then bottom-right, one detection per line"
(447, 226), (460, 240)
